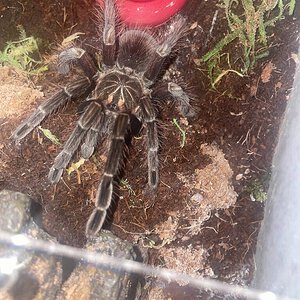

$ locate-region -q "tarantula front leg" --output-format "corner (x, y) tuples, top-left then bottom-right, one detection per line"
(139, 96), (159, 190)
(86, 113), (129, 236)
(13, 76), (94, 141)
(153, 82), (195, 118)
(48, 101), (104, 183)
(58, 47), (98, 78)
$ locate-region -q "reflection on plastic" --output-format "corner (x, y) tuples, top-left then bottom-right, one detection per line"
(0, 230), (291, 300)
(0, 256), (19, 275)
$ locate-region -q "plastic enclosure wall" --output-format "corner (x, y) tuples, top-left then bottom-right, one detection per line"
(253, 52), (300, 298)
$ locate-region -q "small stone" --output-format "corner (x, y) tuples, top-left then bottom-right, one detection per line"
(190, 193), (204, 204)
(244, 168), (250, 175)
(236, 174), (243, 181)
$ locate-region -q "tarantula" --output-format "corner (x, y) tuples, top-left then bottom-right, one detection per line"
(13, 0), (194, 236)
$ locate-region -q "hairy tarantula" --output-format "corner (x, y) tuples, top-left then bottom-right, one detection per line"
(13, 0), (194, 236)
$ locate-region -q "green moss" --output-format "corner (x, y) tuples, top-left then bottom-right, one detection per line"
(245, 175), (270, 202)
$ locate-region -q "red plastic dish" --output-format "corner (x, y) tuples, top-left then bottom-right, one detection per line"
(97, 0), (187, 26)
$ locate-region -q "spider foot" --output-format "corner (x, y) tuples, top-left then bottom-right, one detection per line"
(48, 167), (64, 184)
(13, 109), (46, 141)
(168, 82), (196, 118)
(86, 208), (107, 236)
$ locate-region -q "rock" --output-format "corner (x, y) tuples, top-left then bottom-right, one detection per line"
(57, 231), (142, 300)
(0, 190), (31, 233)
(0, 191), (143, 299)
(0, 190), (62, 300)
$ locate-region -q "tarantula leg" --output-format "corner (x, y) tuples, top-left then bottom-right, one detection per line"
(80, 110), (106, 159)
(58, 47), (98, 78)
(13, 77), (93, 141)
(86, 113), (129, 236)
(144, 15), (187, 82)
(102, 0), (117, 67)
(48, 101), (103, 183)
(153, 82), (195, 118)
(168, 82), (195, 117)
(139, 97), (159, 190)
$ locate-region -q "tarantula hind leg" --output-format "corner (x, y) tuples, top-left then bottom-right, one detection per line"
(48, 101), (103, 183)
(86, 113), (129, 236)
(13, 76), (94, 142)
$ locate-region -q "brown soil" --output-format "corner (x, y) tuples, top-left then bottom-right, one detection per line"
(0, 0), (299, 299)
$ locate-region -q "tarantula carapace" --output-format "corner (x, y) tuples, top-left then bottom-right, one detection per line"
(13, 0), (194, 236)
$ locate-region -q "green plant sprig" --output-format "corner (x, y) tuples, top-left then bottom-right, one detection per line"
(201, 0), (293, 87)
(172, 118), (187, 148)
(0, 25), (47, 75)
